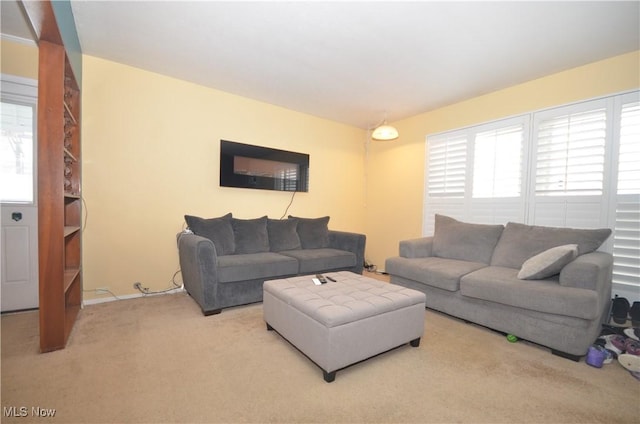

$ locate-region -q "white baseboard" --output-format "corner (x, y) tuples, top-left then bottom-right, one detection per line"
(82, 287), (185, 306)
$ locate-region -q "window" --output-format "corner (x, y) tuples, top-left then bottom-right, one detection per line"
(0, 76), (37, 204)
(612, 98), (640, 289)
(424, 90), (639, 292)
(473, 125), (523, 198)
(534, 108), (607, 196)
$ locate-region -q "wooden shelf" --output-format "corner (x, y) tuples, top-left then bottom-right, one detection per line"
(30, 2), (83, 353)
(64, 268), (80, 293)
(64, 226), (80, 237)
(63, 147), (78, 162)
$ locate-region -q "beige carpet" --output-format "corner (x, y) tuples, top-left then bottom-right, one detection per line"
(2, 292), (639, 424)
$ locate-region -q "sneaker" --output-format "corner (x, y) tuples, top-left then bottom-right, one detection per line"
(618, 354), (640, 373)
(612, 297), (630, 324)
(599, 334), (627, 356)
(630, 302), (640, 327)
(625, 338), (640, 356)
(623, 327), (640, 341)
(586, 345), (606, 368)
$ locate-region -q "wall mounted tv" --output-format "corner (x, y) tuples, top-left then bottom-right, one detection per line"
(220, 140), (309, 192)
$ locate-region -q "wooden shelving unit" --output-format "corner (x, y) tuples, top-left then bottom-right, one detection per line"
(24, 0), (83, 352)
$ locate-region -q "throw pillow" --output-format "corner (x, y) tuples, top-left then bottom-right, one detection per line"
(517, 244), (579, 280)
(289, 215), (330, 249)
(491, 222), (612, 269)
(184, 213), (235, 255)
(232, 216), (270, 254)
(432, 214), (504, 264)
(267, 218), (301, 252)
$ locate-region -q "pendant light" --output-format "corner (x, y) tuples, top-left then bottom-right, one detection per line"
(371, 113), (399, 141)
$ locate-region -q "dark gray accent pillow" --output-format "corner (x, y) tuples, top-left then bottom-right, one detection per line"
(491, 222), (612, 269)
(432, 214), (504, 264)
(267, 218), (301, 252)
(184, 213), (235, 255)
(232, 216), (269, 254)
(289, 215), (330, 249)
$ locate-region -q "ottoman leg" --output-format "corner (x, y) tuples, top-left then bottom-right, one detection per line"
(323, 370), (336, 383)
(410, 337), (421, 347)
(266, 323), (274, 331)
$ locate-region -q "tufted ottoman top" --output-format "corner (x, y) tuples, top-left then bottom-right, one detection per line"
(263, 271), (426, 328)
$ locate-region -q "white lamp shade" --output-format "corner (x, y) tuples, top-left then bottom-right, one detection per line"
(372, 124), (399, 141)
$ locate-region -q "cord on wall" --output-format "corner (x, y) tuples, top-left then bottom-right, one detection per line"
(280, 190), (297, 219)
(132, 270), (183, 295)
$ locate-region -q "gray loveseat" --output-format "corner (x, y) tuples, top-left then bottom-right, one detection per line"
(178, 214), (366, 315)
(385, 215), (613, 360)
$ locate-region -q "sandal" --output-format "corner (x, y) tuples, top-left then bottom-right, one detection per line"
(618, 353), (640, 373)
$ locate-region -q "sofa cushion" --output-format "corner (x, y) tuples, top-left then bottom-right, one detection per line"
(459, 266), (599, 320)
(267, 218), (302, 252)
(289, 216), (330, 249)
(184, 213), (235, 255)
(279, 248), (355, 273)
(385, 256), (487, 292)
(217, 252), (299, 283)
(432, 215), (504, 264)
(490, 222), (612, 269)
(232, 216), (269, 254)
(518, 244), (578, 280)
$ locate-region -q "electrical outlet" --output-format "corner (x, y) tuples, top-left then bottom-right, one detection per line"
(96, 287), (109, 295)
(133, 282), (142, 290)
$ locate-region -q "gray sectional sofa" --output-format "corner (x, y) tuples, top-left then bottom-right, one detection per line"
(385, 215), (613, 360)
(178, 214), (366, 315)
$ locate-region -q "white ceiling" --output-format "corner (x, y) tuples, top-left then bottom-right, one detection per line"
(3, 1), (639, 129)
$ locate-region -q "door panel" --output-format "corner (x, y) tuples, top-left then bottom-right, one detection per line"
(1, 206), (38, 311)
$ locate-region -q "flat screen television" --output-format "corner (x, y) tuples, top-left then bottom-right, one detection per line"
(220, 140), (309, 192)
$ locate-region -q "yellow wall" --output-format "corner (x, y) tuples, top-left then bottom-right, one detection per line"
(365, 51), (640, 269)
(0, 38), (38, 79)
(81, 55), (366, 299)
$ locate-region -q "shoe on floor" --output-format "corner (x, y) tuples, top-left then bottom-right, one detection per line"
(612, 297), (630, 325)
(599, 334), (626, 356)
(624, 327), (640, 341)
(630, 302), (640, 327)
(618, 354), (640, 373)
(625, 338), (640, 356)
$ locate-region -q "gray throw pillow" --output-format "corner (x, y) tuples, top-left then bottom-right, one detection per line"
(184, 213), (235, 255)
(491, 222), (612, 269)
(432, 215), (504, 264)
(289, 215), (330, 249)
(232, 216), (269, 254)
(517, 244), (578, 280)
(267, 219), (301, 252)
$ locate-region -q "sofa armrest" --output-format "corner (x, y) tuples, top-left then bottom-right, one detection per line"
(329, 230), (366, 274)
(400, 237), (434, 258)
(176, 232), (220, 314)
(560, 252), (613, 292)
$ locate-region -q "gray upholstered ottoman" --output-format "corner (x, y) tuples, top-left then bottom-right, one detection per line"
(263, 271), (426, 382)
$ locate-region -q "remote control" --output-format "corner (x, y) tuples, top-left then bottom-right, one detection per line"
(316, 274), (327, 284)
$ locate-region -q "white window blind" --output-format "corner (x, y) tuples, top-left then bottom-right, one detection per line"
(535, 108), (607, 196)
(427, 135), (467, 198)
(473, 125), (523, 198)
(612, 100), (640, 288)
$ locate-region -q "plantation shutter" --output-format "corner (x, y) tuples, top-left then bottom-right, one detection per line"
(612, 99), (640, 288)
(530, 100), (608, 228)
(424, 133), (467, 234)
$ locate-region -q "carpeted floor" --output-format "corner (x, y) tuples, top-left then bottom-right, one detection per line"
(1, 291), (639, 423)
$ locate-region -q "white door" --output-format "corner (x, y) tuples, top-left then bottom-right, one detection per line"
(1, 75), (38, 312)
